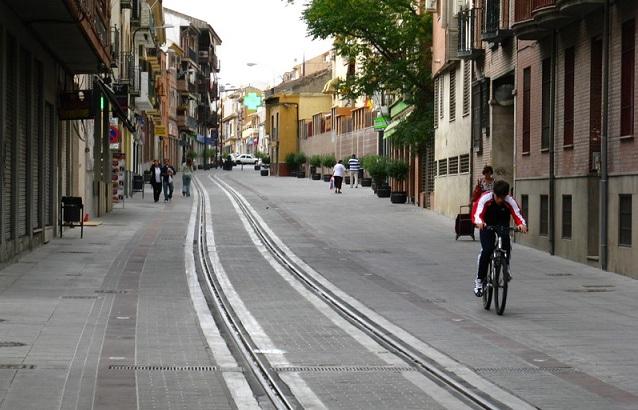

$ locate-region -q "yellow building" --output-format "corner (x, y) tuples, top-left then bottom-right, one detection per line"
(265, 69), (333, 176)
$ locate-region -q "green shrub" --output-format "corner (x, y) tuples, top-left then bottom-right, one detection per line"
(262, 155), (271, 165)
(387, 159), (410, 182)
(295, 152), (307, 168)
(285, 152), (298, 171)
(322, 154), (337, 169)
(366, 156), (389, 185)
(309, 155), (323, 169)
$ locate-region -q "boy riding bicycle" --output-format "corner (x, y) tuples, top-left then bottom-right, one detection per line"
(471, 180), (527, 297)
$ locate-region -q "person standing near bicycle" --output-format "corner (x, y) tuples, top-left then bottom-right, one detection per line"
(471, 180), (527, 297)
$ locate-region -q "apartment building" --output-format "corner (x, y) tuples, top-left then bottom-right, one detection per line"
(432, 0), (474, 217)
(0, 0), (112, 263)
(511, 0), (637, 277)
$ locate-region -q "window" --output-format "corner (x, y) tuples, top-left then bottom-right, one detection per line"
(450, 69), (456, 122)
(562, 195), (572, 239)
(621, 19), (635, 137)
(434, 77), (439, 128)
(564, 48), (575, 146)
(619, 194), (632, 246)
(459, 154), (470, 173)
(472, 78), (490, 152)
(438, 158), (448, 176)
(540, 195), (549, 236)
(522, 67), (531, 154)
(448, 156), (459, 174)
(463, 61), (471, 116)
(481, 79), (490, 137)
(521, 195), (529, 226)
(541, 58), (551, 150)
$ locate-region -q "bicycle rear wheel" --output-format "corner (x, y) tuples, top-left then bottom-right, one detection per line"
(482, 263), (493, 310)
(493, 258), (508, 315)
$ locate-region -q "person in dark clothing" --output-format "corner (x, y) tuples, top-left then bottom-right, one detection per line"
(161, 159), (176, 201)
(471, 180), (527, 297)
(149, 160), (163, 203)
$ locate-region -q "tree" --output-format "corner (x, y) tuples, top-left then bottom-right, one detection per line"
(291, 0), (434, 152)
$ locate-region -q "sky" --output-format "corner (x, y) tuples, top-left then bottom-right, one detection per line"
(163, 0), (333, 89)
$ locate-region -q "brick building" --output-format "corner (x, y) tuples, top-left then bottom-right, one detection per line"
(512, 0), (638, 277)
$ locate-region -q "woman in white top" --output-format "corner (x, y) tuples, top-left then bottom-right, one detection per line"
(332, 160), (346, 194)
(181, 158), (195, 197)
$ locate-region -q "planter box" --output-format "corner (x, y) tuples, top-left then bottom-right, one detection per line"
(361, 177), (372, 187)
(344, 176), (351, 185)
(376, 184), (391, 198)
(297, 172), (306, 179)
(311, 174), (321, 180)
(323, 175), (332, 182)
(254, 164), (260, 170)
(260, 170), (269, 176)
(390, 191), (408, 204)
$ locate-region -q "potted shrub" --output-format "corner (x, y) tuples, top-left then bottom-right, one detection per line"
(285, 152), (298, 177)
(254, 151), (265, 170)
(295, 152), (307, 178)
(309, 155), (322, 180)
(260, 155), (270, 176)
(322, 154), (336, 182)
(367, 156), (390, 198)
(359, 155), (373, 187)
(387, 159), (410, 204)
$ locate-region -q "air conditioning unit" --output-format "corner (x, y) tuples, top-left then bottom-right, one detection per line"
(425, 0), (437, 12)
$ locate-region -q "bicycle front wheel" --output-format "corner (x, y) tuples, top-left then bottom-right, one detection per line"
(482, 263), (493, 310)
(493, 258), (509, 315)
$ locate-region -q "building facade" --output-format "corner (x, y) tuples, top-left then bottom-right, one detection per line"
(510, 0), (638, 277)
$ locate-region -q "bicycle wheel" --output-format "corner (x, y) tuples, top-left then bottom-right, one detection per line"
(493, 257), (509, 315)
(482, 262), (493, 310)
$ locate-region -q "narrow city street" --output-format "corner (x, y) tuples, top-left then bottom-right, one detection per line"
(1, 169), (637, 409)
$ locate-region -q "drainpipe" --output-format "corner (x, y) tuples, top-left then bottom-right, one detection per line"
(600, 0), (610, 270)
(549, 30), (557, 255)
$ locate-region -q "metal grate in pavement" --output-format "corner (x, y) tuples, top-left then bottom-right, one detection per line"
(61, 296), (99, 300)
(109, 364), (219, 372)
(546, 273), (573, 277)
(273, 366), (417, 373)
(474, 367), (577, 375)
(0, 364), (35, 369)
(59, 251), (93, 254)
(95, 290), (129, 294)
(565, 289), (613, 293)
(0, 342), (25, 348)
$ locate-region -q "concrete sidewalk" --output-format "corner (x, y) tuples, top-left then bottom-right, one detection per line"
(219, 168), (638, 410)
(0, 180), (234, 410)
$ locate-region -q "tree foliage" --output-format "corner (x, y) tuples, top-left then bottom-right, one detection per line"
(291, 0), (434, 151)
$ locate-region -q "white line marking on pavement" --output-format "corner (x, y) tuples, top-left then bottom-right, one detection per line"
(212, 176), (472, 409)
(199, 177), (327, 410)
(215, 176), (536, 410)
(184, 184), (259, 410)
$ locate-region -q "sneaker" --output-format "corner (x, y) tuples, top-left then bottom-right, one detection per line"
(474, 279), (484, 297)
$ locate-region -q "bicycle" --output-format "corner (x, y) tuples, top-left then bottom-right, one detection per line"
(482, 226), (518, 315)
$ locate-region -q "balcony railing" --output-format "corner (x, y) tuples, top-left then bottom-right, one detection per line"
(458, 7), (484, 59)
(482, 0), (513, 42)
(188, 47), (198, 63)
(74, 0), (110, 63)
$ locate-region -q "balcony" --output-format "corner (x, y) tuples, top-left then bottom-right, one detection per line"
(134, 71), (157, 111)
(177, 78), (197, 95)
(177, 111), (198, 132)
(4, 0), (111, 72)
(145, 47), (161, 71)
(512, 0), (570, 40)
(482, 0), (513, 43)
(458, 8), (485, 60)
(557, 0), (604, 16)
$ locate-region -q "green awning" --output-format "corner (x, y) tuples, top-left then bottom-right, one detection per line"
(383, 119), (402, 139)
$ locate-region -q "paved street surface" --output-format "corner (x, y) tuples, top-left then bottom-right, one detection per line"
(1, 169), (637, 409)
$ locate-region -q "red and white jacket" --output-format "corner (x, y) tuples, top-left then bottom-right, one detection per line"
(472, 192), (527, 227)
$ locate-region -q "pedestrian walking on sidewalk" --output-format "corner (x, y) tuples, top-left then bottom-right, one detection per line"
(333, 160), (346, 194)
(161, 159), (176, 202)
(348, 154), (360, 188)
(150, 160), (163, 203)
(181, 158), (195, 197)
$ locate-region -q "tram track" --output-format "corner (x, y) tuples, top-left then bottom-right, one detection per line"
(191, 178), (299, 410)
(209, 174), (538, 410)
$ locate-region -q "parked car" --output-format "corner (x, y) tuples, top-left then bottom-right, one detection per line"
(234, 154), (259, 165)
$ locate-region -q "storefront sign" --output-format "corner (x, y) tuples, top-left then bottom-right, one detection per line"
(154, 125), (167, 137)
(374, 116), (389, 130)
(112, 153), (126, 204)
(59, 90), (94, 120)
